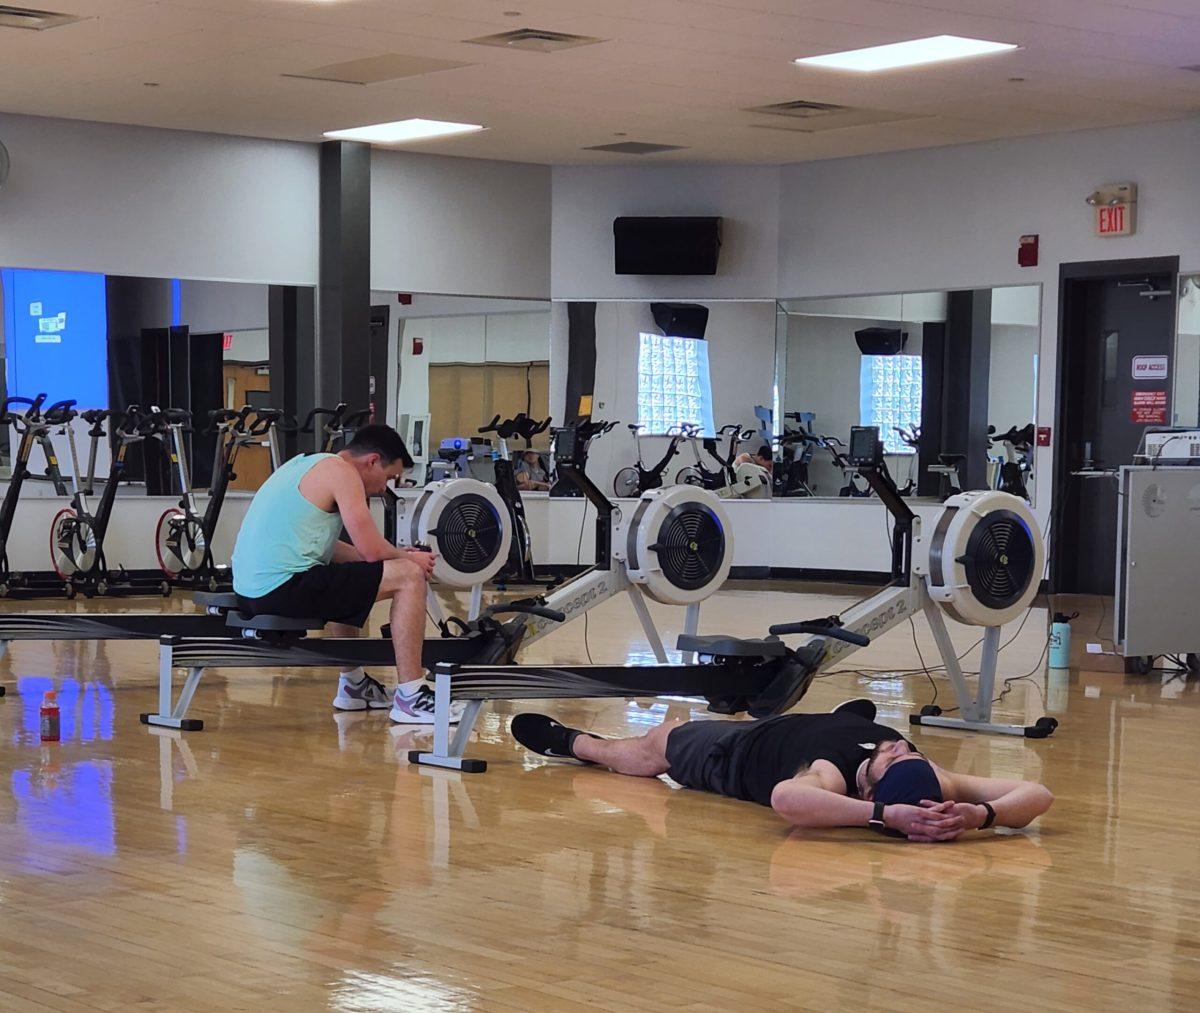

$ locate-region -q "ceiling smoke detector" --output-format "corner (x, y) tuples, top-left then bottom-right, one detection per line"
(465, 28), (604, 52)
(582, 141), (687, 155)
(0, 4), (81, 30)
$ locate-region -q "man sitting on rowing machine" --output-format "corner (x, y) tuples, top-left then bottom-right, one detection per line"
(510, 701), (1052, 842)
(232, 423), (460, 724)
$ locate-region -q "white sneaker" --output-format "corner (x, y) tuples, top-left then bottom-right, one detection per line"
(389, 682), (466, 725)
(333, 673), (392, 711)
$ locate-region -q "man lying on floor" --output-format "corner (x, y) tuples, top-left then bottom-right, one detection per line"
(511, 701), (1053, 842)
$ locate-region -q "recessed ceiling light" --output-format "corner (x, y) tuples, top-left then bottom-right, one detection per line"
(323, 118), (485, 145)
(796, 35), (1018, 72)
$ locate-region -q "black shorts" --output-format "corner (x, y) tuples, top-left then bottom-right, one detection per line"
(237, 560), (384, 629)
(664, 720), (750, 797)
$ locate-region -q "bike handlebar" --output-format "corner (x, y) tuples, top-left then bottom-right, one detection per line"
(42, 399), (79, 426)
(767, 620), (871, 647)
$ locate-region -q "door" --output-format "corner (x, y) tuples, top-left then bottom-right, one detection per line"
(222, 363), (272, 491)
(1056, 263), (1177, 594)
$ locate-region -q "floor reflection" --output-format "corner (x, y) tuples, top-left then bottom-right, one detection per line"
(0, 588), (1198, 1008)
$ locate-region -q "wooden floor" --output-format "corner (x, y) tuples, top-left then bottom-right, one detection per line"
(1, 586), (1198, 1011)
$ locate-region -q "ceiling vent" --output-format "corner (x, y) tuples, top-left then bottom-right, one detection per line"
(748, 100), (851, 118)
(284, 53), (472, 86)
(465, 28), (604, 52)
(0, 4), (82, 30)
(744, 99), (923, 133)
(583, 141), (687, 155)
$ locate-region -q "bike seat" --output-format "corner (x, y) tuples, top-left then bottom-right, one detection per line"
(194, 591), (239, 611)
(677, 634), (787, 658)
(937, 454), (966, 466)
(224, 612), (324, 633)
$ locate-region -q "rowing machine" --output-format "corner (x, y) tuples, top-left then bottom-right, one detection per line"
(410, 425), (1055, 773)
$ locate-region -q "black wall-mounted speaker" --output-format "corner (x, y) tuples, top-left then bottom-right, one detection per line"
(855, 327), (907, 355)
(651, 302), (709, 340)
(614, 216), (722, 275)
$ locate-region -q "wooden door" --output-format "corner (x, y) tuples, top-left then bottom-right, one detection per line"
(223, 363), (272, 491)
(427, 362), (551, 451)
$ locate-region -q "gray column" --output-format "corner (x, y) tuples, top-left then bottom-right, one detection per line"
(943, 289), (993, 490)
(317, 140), (372, 412)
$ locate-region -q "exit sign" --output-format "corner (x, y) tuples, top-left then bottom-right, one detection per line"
(222, 332), (233, 351)
(1096, 204), (1132, 237)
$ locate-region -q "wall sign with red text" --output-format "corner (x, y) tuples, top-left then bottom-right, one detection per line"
(1131, 390), (1168, 424)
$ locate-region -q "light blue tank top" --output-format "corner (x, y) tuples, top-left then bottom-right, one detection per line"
(232, 454), (345, 598)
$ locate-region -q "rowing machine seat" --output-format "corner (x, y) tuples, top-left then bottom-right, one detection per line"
(224, 612), (324, 633)
(676, 634), (787, 658)
(194, 591), (239, 611)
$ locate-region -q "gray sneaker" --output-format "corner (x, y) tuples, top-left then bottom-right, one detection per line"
(333, 673), (392, 711)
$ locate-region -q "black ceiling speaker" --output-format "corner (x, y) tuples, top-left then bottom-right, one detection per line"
(651, 302), (709, 340)
(614, 216), (722, 275)
(855, 327), (907, 355)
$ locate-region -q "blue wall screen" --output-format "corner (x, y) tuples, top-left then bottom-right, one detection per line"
(1, 268), (109, 409)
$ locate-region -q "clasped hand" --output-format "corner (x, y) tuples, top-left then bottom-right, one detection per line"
(886, 800), (986, 842)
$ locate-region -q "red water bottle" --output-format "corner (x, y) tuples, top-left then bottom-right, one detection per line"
(40, 690), (60, 742)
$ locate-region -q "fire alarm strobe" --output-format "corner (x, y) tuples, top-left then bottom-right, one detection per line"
(1018, 234), (1039, 268)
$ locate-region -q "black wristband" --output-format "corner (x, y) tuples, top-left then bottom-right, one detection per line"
(980, 802), (996, 830)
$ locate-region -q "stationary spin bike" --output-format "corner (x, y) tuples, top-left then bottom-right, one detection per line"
(50, 405), (173, 597)
(613, 423), (689, 498)
(155, 406), (282, 590)
(0, 394), (77, 598)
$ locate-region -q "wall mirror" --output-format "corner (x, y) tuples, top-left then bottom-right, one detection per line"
(389, 295), (550, 486)
(776, 284), (1040, 504)
(0, 266), (295, 492)
(550, 299), (776, 497)
(1175, 274), (1200, 427)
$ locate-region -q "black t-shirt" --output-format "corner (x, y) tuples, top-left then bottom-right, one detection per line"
(731, 712), (906, 807)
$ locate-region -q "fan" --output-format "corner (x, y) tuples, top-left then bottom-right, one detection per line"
(621, 485), (732, 605)
(923, 490), (1043, 627)
(399, 479), (511, 589)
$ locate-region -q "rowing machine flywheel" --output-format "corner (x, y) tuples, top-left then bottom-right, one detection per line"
(397, 479), (511, 589)
(620, 485), (733, 605)
(923, 490), (1043, 627)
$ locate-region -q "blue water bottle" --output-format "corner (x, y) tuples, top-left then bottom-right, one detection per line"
(1049, 611), (1075, 669)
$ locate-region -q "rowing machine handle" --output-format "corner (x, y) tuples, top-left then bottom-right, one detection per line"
(490, 604), (567, 623)
(767, 622), (871, 647)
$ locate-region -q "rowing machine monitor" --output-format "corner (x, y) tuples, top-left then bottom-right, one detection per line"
(848, 426), (882, 469)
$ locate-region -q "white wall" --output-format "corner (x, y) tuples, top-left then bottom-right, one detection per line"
(0, 113), (318, 284)
(371, 152), (551, 299)
(780, 117), (1200, 520)
(551, 165), (780, 300)
(567, 300), (777, 492)
(0, 113), (553, 299)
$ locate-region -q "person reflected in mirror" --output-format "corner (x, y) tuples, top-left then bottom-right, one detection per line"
(514, 449), (551, 491)
(509, 700), (1052, 843)
(734, 444), (774, 474)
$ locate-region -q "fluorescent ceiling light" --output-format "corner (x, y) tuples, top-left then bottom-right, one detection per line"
(323, 118), (485, 144)
(796, 35), (1018, 72)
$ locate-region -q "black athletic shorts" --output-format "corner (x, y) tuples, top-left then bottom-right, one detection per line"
(664, 719), (750, 798)
(237, 560), (384, 629)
